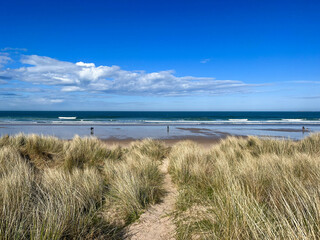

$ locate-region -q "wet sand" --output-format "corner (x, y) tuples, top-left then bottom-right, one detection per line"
(176, 127), (214, 134)
(1, 124), (318, 141)
(176, 127), (245, 138)
(256, 128), (310, 133)
(99, 126), (311, 148)
(100, 126), (231, 148)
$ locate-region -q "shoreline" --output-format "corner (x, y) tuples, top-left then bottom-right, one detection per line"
(1, 122), (320, 126)
(0, 125), (318, 142)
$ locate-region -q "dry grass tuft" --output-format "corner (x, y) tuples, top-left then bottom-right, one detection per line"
(31, 168), (106, 239)
(103, 139), (167, 224)
(0, 147), (34, 239)
(0, 145), (108, 239)
(169, 133), (320, 239)
(63, 135), (110, 171)
(0, 134), (166, 239)
(2, 132), (320, 239)
(0, 134), (63, 169)
(129, 138), (169, 162)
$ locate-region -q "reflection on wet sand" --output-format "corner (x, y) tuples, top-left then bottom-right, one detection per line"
(0, 124), (319, 141)
(255, 128), (310, 133)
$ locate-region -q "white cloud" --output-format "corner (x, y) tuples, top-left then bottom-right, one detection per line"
(32, 98), (64, 104)
(0, 55), (12, 68)
(200, 58), (210, 64)
(61, 86), (84, 92)
(2, 54), (254, 96)
(50, 99), (64, 103)
(76, 62), (95, 67)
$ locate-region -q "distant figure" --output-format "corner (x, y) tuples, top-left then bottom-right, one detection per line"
(302, 126), (305, 133)
(167, 125), (170, 133)
(90, 127), (94, 135)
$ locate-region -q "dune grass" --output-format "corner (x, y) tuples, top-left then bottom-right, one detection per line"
(168, 134), (320, 239)
(0, 135), (167, 239)
(103, 139), (166, 224)
(1, 133), (320, 239)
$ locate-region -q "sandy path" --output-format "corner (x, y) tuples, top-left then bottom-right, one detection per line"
(124, 158), (177, 240)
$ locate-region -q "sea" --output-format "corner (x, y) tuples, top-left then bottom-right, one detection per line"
(0, 111), (319, 140)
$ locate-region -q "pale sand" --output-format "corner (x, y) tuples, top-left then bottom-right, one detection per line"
(124, 158), (177, 240)
(103, 136), (237, 239)
(107, 137), (224, 239)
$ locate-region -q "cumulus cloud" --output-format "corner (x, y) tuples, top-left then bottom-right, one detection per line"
(1, 54), (254, 96)
(0, 55), (12, 68)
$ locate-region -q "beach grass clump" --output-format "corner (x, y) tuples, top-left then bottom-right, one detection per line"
(0, 145), (110, 239)
(0, 134), (127, 170)
(169, 133), (320, 239)
(0, 134), (166, 239)
(0, 147), (34, 239)
(105, 145), (128, 162)
(129, 138), (168, 162)
(3, 132), (320, 239)
(62, 135), (111, 171)
(103, 140), (166, 224)
(30, 168), (106, 239)
(299, 133), (320, 154)
(0, 134), (64, 168)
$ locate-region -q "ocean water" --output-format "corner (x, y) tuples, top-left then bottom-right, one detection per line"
(0, 111), (319, 140)
(0, 111), (319, 125)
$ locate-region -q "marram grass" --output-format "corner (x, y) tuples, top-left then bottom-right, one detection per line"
(169, 134), (320, 240)
(1, 133), (320, 239)
(0, 134), (166, 239)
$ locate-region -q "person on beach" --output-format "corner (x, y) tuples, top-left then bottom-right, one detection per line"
(167, 125), (169, 133)
(90, 127), (94, 135)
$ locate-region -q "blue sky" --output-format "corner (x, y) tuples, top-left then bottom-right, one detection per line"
(0, 0), (319, 110)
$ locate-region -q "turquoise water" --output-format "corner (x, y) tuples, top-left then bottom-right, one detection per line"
(0, 111), (319, 124)
(0, 111), (319, 140)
